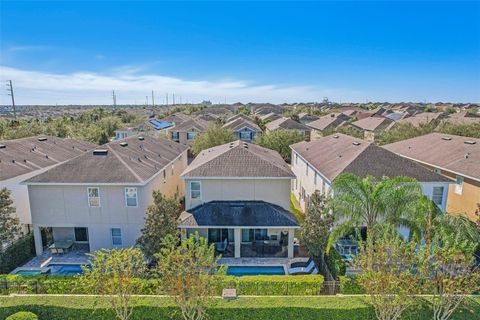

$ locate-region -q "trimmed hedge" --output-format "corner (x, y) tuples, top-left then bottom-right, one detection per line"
(5, 311), (38, 320)
(0, 296), (479, 320)
(339, 276), (365, 294)
(0, 234), (36, 274)
(0, 274), (323, 296)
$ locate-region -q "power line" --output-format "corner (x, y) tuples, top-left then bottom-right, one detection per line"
(6, 80), (17, 119)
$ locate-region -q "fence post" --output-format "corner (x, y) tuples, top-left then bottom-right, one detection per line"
(256, 283), (259, 295)
(285, 283), (288, 296)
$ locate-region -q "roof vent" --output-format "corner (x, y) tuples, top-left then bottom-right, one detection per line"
(465, 153), (470, 159)
(93, 149), (109, 155)
(0, 144), (5, 149)
(442, 136), (452, 141)
(138, 136), (145, 141)
(37, 137), (48, 142)
(120, 142), (128, 147)
(352, 141), (361, 146)
(464, 140), (476, 145)
(333, 135), (339, 139)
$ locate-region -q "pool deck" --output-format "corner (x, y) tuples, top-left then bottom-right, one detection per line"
(21, 248), (89, 269)
(219, 257), (309, 274)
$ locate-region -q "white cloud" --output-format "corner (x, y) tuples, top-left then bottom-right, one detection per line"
(0, 65), (362, 105)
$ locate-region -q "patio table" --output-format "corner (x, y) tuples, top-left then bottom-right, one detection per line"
(48, 240), (74, 254)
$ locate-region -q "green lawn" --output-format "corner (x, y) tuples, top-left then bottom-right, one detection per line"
(1, 296), (479, 320)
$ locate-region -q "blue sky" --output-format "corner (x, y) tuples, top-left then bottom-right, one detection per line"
(1, 1), (479, 104)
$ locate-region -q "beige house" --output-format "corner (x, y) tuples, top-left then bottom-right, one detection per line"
(23, 136), (188, 255)
(265, 117), (311, 140)
(290, 134), (451, 213)
(384, 133), (480, 222)
(307, 113), (351, 140)
(222, 115), (262, 143)
(350, 116), (395, 142)
(0, 136), (96, 233)
(178, 140), (299, 259)
(169, 117), (212, 146)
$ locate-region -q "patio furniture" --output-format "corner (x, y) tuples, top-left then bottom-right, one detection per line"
(48, 240), (74, 254)
(288, 259), (318, 275)
(216, 239), (228, 253)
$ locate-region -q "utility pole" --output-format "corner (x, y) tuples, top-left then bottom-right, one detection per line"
(112, 90), (117, 107)
(173, 93), (175, 105)
(166, 93), (169, 106)
(151, 90), (155, 107)
(6, 80), (16, 119)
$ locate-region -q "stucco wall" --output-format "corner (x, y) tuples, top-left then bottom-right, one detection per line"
(184, 178), (292, 210)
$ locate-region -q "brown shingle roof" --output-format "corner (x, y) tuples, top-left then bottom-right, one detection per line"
(290, 133), (450, 183)
(396, 112), (444, 126)
(24, 136), (188, 184)
(351, 116), (395, 131)
(181, 140), (294, 178)
(222, 117), (261, 132)
(383, 133), (480, 181)
(171, 118), (211, 132)
(0, 136), (96, 180)
(307, 113), (351, 131)
(265, 117), (311, 132)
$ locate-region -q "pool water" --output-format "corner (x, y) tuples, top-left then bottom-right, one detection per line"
(227, 266), (285, 276)
(48, 264), (84, 275)
(15, 270), (42, 276)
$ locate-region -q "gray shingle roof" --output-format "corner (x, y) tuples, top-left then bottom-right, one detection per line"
(307, 113), (351, 131)
(265, 117), (311, 132)
(222, 117), (262, 132)
(350, 116), (395, 131)
(178, 201), (300, 227)
(24, 135), (188, 184)
(171, 118), (211, 132)
(181, 140), (294, 178)
(0, 136), (96, 180)
(290, 133), (451, 183)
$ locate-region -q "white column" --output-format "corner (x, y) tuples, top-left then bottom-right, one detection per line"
(33, 226), (43, 256)
(287, 229), (295, 258)
(234, 228), (241, 258)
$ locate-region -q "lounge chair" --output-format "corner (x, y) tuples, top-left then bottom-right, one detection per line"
(216, 239), (228, 253)
(288, 259), (318, 275)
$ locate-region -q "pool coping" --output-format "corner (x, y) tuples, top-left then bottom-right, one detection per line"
(10, 267), (51, 275)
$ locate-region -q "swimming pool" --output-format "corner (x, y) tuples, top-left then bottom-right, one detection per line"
(14, 270), (43, 276)
(48, 264), (84, 275)
(227, 266), (285, 276)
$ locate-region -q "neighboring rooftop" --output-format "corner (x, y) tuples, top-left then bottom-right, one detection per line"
(350, 116), (395, 131)
(222, 116), (262, 132)
(307, 113), (351, 131)
(259, 112), (282, 122)
(265, 117), (311, 132)
(147, 119), (175, 130)
(0, 136), (96, 181)
(159, 113), (192, 125)
(24, 135), (188, 184)
(396, 112), (444, 126)
(179, 201), (299, 228)
(290, 133), (451, 183)
(383, 133), (480, 181)
(181, 140), (294, 178)
(171, 117), (211, 132)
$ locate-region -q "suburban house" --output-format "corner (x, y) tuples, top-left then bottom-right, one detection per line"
(114, 119), (175, 140)
(169, 117), (212, 146)
(307, 113), (351, 140)
(384, 133), (480, 222)
(259, 112), (282, 122)
(23, 135), (188, 255)
(297, 112), (319, 125)
(350, 116), (395, 141)
(0, 136), (96, 233)
(290, 134), (452, 213)
(178, 140), (300, 259)
(265, 117), (311, 139)
(396, 112), (445, 127)
(222, 115), (262, 142)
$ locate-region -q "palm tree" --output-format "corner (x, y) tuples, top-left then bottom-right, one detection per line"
(327, 173), (423, 250)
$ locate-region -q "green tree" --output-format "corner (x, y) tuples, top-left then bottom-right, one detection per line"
(328, 174), (423, 248)
(377, 122), (437, 145)
(255, 129), (305, 162)
(79, 247), (147, 320)
(0, 188), (21, 244)
(301, 191), (336, 281)
(136, 191), (181, 260)
(355, 224), (419, 320)
(237, 106), (251, 115)
(191, 125), (236, 156)
(156, 233), (225, 320)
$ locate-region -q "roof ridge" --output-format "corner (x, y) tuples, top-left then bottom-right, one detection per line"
(241, 143), (292, 175)
(107, 145), (143, 183)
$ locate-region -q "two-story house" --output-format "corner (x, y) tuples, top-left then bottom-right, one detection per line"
(222, 115), (262, 142)
(23, 136), (188, 255)
(0, 136), (96, 234)
(290, 134), (452, 213)
(178, 140), (300, 259)
(384, 133), (480, 222)
(169, 117), (212, 145)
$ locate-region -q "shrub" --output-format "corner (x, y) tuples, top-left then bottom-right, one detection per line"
(0, 234), (36, 273)
(339, 276), (365, 294)
(6, 311), (38, 320)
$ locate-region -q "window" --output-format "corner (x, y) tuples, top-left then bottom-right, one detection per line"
(125, 187), (138, 207)
(295, 154), (298, 165)
(242, 229), (254, 242)
(171, 131), (179, 141)
(163, 170), (166, 183)
(432, 186), (444, 206)
(306, 164), (309, 176)
(314, 173), (317, 185)
(87, 187), (100, 207)
(240, 131), (252, 141)
(190, 181), (201, 199)
(254, 229), (268, 240)
(111, 228), (122, 246)
(455, 176), (464, 195)
(171, 164), (174, 176)
(208, 229), (234, 243)
(187, 131), (197, 140)
(74, 227), (88, 242)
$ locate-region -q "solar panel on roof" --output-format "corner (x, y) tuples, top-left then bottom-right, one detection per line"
(149, 119), (174, 130)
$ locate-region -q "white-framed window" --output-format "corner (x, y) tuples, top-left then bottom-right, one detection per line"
(171, 131), (179, 141)
(240, 131), (252, 141)
(125, 187), (138, 207)
(190, 181), (201, 200)
(87, 187), (100, 207)
(187, 131), (197, 140)
(432, 186), (444, 206)
(111, 228), (122, 246)
(306, 164), (309, 176)
(163, 170), (167, 183)
(314, 172), (317, 185)
(455, 176), (464, 195)
(295, 153), (298, 165)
